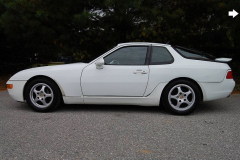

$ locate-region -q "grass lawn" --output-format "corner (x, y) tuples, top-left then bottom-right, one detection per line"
(1, 74), (240, 93)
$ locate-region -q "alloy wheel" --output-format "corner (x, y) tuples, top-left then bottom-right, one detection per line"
(168, 84), (195, 111)
(30, 83), (54, 108)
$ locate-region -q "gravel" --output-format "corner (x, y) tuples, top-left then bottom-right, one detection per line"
(0, 91), (240, 159)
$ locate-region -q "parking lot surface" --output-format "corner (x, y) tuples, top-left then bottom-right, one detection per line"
(0, 91), (240, 159)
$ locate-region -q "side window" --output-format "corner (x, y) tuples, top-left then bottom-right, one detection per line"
(150, 47), (174, 64)
(104, 46), (148, 65)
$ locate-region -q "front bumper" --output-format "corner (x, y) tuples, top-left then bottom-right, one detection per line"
(6, 80), (27, 102)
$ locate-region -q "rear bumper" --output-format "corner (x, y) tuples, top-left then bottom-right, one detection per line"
(199, 79), (235, 101)
(6, 80), (26, 102)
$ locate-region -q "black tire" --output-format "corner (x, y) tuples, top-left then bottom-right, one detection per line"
(24, 78), (62, 112)
(162, 80), (201, 115)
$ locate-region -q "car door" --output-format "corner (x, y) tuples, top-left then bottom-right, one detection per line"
(81, 46), (150, 97)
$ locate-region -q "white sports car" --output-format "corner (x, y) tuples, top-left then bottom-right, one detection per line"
(7, 42), (235, 115)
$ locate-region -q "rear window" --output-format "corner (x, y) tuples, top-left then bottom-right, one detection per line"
(173, 46), (215, 61)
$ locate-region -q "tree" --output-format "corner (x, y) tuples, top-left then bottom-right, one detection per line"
(0, 0), (239, 69)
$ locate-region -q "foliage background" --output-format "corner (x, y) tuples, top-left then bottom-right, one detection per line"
(0, 0), (239, 78)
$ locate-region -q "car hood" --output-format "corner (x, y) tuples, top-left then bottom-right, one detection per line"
(9, 63), (88, 81)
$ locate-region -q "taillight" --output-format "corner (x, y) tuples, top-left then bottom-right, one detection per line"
(226, 71), (233, 79)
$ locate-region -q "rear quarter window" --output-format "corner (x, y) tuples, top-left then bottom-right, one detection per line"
(150, 47), (174, 64)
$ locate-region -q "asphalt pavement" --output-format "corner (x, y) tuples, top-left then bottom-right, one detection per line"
(0, 91), (240, 159)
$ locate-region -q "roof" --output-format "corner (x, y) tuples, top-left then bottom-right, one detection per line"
(117, 42), (170, 47)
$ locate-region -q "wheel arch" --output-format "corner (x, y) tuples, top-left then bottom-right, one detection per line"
(23, 75), (65, 100)
(161, 77), (204, 102)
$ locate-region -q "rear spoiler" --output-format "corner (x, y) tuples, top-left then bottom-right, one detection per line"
(215, 58), (232, 63)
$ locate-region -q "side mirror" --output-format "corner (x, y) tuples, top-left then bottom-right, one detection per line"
(95, 58), (104, 69)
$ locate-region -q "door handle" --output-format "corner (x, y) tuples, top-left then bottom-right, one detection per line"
(141, 71), (148, 74)
(133, 70), (148, 74)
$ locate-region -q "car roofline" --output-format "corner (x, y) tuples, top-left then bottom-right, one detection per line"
(117, 42), (171, 47)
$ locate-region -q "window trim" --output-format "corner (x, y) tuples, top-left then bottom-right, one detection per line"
(172, 45), (216, 62)
(148, 46), (174, 65)
(103, 45), (150, 66)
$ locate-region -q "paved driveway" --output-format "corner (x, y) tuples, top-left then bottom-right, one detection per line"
(0, 91), (240, 159)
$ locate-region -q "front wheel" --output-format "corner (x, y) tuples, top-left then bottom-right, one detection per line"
(25, 78), (62, 112)
(162, 80), (201, 115)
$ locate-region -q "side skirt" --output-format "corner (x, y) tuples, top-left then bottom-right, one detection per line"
(63, 82), (168, 106)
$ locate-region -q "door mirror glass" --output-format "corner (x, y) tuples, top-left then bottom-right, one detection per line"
(95, 58), (104, 69)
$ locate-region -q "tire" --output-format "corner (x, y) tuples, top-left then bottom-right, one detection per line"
(24, 78), (62, 112)
(162, 80), (201, 115)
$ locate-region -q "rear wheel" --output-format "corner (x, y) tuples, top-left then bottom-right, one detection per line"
(162, 80), (201, 115)
(25, 78), (62, 112)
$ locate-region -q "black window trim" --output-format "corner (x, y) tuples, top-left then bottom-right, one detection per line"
(148, 45), (175, 65)
(103, 45), (150, 66)
(172, 45), (217, 62)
